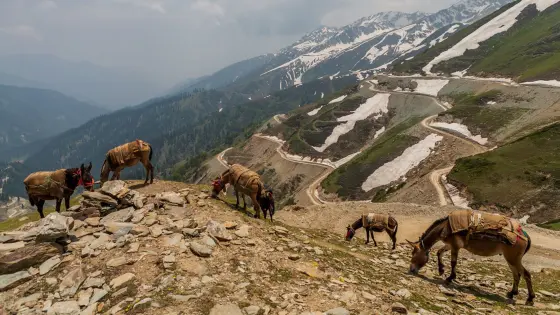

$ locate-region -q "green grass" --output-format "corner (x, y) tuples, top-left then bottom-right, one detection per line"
(321, 117), (423, 199)
(0, 197), (81, 232)
(538, 219), (560, 231)
(443, 91), (530, 137)
(448, 123), (560, 223)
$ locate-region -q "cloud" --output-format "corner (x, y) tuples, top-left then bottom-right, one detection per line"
(112, 0), (166, 14)
(190, 0), (225, 17)
(0, 25), (42, 40)
(38, 0), (57, 10)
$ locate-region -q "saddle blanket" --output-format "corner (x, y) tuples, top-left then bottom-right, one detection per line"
(448, 209), (526, 245)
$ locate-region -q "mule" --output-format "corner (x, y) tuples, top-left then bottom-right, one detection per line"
(345, 213), (398, 249)
(258, 188), (275, 222)
(24, 163), (94, 218)
(407, 214), (535, 305)
(100, 140), (154, 185)
(212, 164), (264, 219)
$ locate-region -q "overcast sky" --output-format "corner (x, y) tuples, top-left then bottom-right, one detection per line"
(0, 0), (458, 87)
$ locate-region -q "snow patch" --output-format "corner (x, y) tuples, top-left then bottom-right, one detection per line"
(219, 108), (223, 112)
(333, 151), (361, 168)
(412, 79), (449, 96)
(314, 94), (390, 152)
(423, 0), (559, 74)
(430, 122), (488, 145)
(521, 80), (560, 88)
(361, 133), (443, 192)
(307, 106), (324, 116)
(429, 24), (460, 47)
(442, 175), (471, 209)
(329, 71), (341, 80)
(487, 101), (496, 105)
(321, 92), (324, 99)
(328, 95), (347, 104)
(374, 126), (386, 139)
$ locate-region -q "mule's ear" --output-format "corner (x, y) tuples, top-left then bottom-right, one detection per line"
(87, 162), (92, 171)
(80, 163), (85, 171)
(406, 239), (416, 247)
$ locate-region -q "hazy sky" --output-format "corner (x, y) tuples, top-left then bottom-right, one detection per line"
(0, 0), (458, 87)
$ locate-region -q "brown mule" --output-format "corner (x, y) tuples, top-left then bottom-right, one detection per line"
(407, 210), (535, 305)
(345, 213), (398, 249)
(100, 139), (154, 185)
(212, 164), (264, 219)
(24, 163), (95, 218)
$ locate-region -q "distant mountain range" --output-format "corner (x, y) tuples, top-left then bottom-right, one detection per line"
(0, 54), (166, 109)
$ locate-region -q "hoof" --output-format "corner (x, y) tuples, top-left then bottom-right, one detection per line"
(525, 299), (534, 306)
(444, 277), (454, 285)
(438, 268), (445, 276)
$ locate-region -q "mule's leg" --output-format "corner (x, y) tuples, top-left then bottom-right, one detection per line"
(64, 196), (70, 211)
(445, 248), (459, 284)
(143, 162), (150, 185)
(506, 263), (521, 300)
(365, 227), (370, 244)
(55, 199), (62, 213)
(389, 229), (397, 250)
(37, 199), (46, 218)
(251, 193), (261, 219)
(149, 162), (154, 184)
(437, 244), (451, 276)
(371, 230), (378, 247)
(523, 267), (535, 305)
(235, 191), (240, 208)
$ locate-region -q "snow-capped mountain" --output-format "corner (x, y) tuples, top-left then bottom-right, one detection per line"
(176, 0), (512, 96)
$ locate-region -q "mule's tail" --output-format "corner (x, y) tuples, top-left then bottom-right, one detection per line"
(24, 183), (35, 206)
(257, 181), (263, 201)
(148, 144), (153, 161)
(524, 232), (531, 255)
(393, 219), (399, 237)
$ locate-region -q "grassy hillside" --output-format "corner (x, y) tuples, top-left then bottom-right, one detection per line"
(321, 118), (423, 200)
(448, 123), (560, 223)
(392, 1), (560, 81)
(390, 1), (518, 74)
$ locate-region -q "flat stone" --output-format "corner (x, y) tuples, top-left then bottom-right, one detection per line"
(156, 192), (185, 205)
(178, 257), (208, 275)
(133, 298), (152, 309)
(396, 288), (412, 299)
(0, 241), (25, 251)
(82, 277), (105, 289)
(106, 257), (128, 267)
(131, 212), (146, 224)
(0, 234), (18, 243)
(244, 305), (260, 315)
(84, 217), (100, 227)
(182, 228), (200, 237)
(150, 225), (163, 237)
(80, 303), (98, 315)
(224, 222), (238, 230)
(392, 302), (408, 314)
(39, 256), (61, 275)
(273, 226), (289, 235)
(288, 254), (300, 261)
(0, 243), (62, 275)
(206, 220), (232, 241)
(59, 267), (85, 297)
(48, 301), (81, 314)
(46, 277), (58, 285)
(89, 233), (111, 250)
(143, 216), (157, 227)
(67, 208), (101, 221)
(167, 206), (192, 221)
(234, 225), (250, 238)
(325, 307), (350, 315)
(15, 292), (42, 308)
(100, 180), (128, 198)
(104, 222), (136, 238)
(163, 233), (183, 247)
(127, 242), (140, 253)
(131, 225), (150, 236)
(100, 208), (134, 224)
(109, 273), (135, 289)
(78, 288), (93, 306)
(0, 271), (32, 291)
(209, 303), (243, 315)
(82, 191), (118, 206)
(190, 242), (212, 257)
(90, 288), (108, 304)
(170, 294), (199, 302)
(362, 291), (376, 301)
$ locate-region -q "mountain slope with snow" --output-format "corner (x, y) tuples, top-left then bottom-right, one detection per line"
(393, 0), (560, 82)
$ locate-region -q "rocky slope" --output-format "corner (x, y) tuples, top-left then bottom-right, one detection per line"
(1, 180), (560, 315)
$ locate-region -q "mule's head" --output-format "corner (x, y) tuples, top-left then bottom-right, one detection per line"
(100, 158), (110, 185)
(211, 177), (226, 197)
(79, 162), (95, 192)
(407, 239), (429, 274)
(345, 225), (356, 241)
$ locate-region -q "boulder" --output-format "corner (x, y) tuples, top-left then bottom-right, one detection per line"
(121, 190), (145, 209)
(104, 222), (136, 238)
(0, 243), (62, 275)
(39, 256), (62, 275)
(100, 208), (134, 224)
(0, 270), (32, 291)
(206, 220), (232, 241)
(59, 266), (85, 297)
(21, 213), (74, 242)
(167, 206), (193, 221)
(0, 241), (25, 252)
(109, 273), (135, 289)
(82, 191), (118, 206)
(67, 208), (101, 221)
(100, 180), (129, 198)
(46, 301), (81, 314)
(190, 241), (212, 257)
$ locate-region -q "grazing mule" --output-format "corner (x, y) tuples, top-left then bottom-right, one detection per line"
(346, 213), (398, 249)
(24, 163), (94, 218)
(212, 164), (265, 219)
(100, 139), (154, 185)
(258, 188), (275, 222)
(407, 210), (535, 305)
